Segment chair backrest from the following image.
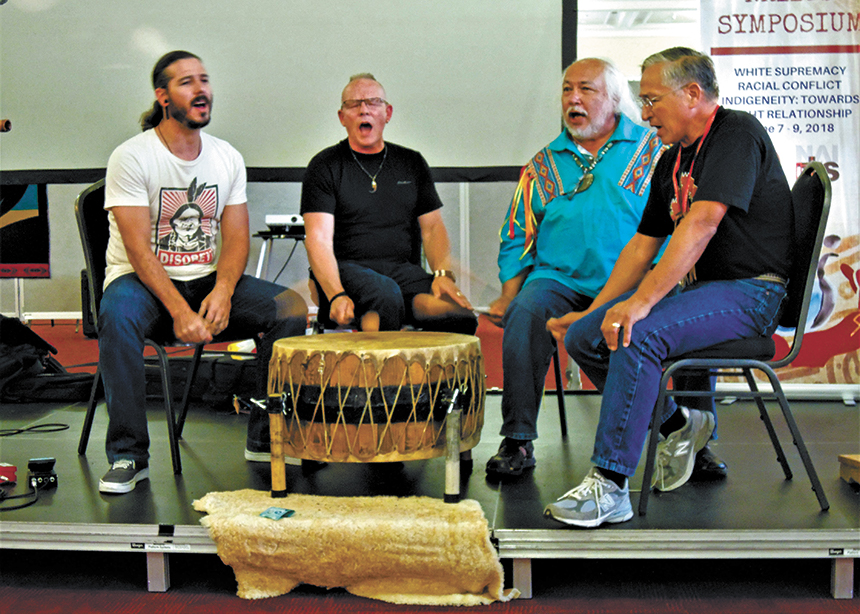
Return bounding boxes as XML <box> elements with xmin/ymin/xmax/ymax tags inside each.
<box><xmin>75</xmin><ymin>179</ymin><xmax>108</xmax><ymax>332</ymax></box>
<box><xmin>772</xmin><ymin>161</ymin><xmax>832</xmax><ymax>368</ymax></box>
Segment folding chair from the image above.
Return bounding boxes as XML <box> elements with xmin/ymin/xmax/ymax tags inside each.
<box><xmin>75</xmin><ymin>179</ymin><xmax>253</xmax><ymax>474</ymax></box>
<box><xmin>638</xmin><ymin>161</ymin><xmax>833</xmax><ymax>515</ymax></box>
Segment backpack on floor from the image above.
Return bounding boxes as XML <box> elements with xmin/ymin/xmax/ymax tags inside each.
<box><xmin>0</xmin><ymin>316</ymin><xmax>95</xmax><ymax>403</ymax></box>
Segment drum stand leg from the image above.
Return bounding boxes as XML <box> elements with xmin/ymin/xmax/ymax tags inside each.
<box><xmin>445</xmin><ymin>405</ymin><xmax>462</xmax><ymax>503</ymax></box>
<box><xmin>268</xmin><ymin>394</ymin><xmax>288</xmax><ymax>498</ymax></box>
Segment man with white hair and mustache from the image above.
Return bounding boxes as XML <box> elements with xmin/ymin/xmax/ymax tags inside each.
<box><xmin>485</xmin><ymin>57</ymin><xmax>663</xmax><ymax>478</ymax></box>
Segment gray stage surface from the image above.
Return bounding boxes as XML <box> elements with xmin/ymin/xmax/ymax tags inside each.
<box><xmin>1</xmin><ymin>392</ymin><xmax>857</xmax><ymax>598</ymax></box>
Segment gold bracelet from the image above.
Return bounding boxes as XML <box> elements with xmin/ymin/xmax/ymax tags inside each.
<box><xmin>433</xmin><ymin>269</ymin><xmax>456</xmax><ymax>283</ymax></box>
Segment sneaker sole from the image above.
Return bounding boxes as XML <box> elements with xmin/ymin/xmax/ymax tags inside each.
<box><xmin>98</xmin><ymin>468</ymin><xmax>150</xmax><ymax>494</ymax></box>
<box><xmin>544</xmin><ymin>506</ymin><xmax>634</xmax><ymax>528</ymax></box>
<box><xmin>244</xmin><ymin>449</ymin><xmax>303</xmax><ymax>466</ymax></box>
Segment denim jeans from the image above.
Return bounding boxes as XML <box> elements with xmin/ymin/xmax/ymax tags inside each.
<box><xmin>564</xmin><ymin>278</ymin><xmax>786</xmax><ymax>476</ymax></box>
<box><xmin>98</xmin><ymin>272</ymin><xmax>307</xmax><ymax>464</ymax></box>
<box><xmin>500</xmin><ymin>278</ymin><xmax>592</xmax><ymax>440</ymax></box>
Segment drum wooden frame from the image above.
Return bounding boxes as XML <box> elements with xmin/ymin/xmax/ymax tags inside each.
<box><xmin>267</xmin><ymin>331</ymin><xmax>485</xmax><ymax>464</ymax></box>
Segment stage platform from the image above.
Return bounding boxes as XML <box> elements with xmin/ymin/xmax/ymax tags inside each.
<box><xmin>1</xmin><ymin>391</ymin><xmax>857</xmax><ymax>598</ymax></box>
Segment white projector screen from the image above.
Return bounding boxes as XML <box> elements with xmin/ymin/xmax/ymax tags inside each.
<box><xmin>0</xmin><ymin>0</ymin><xmax>562</xmax><ymax>174</ymax></box>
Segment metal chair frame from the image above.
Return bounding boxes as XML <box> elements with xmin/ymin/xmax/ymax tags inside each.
<box><xmin>638</xmin><ymin>161</ymin><xmax>833</xmax><ymax>515</ymax></box>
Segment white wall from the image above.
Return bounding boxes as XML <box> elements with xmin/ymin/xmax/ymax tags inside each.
<box><xmin>579</xmin><ymin>36</ymin><xmax>701</xmax><ymax>82</ymax></box>
<box><xmin>1</xmin><ymin>1</ymin><xmax>706</xmax><ymax>317</ymax></box>
<box><xmin>0</xmin><ymin>0</ymin><xmax>561</xmax><ymax>170</ymax></box>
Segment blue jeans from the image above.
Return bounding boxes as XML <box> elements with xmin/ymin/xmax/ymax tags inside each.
<box><xmin>500</xmin><ymin>278</ymin><xmax>592</xmax><ymax>440</ymax></box>
<box><xmin>564</xmin><ymin>278</ymin><xmax>786</xmax><ymax>476</ymax></box>
<box><xmin>98</xmin><ymin>272</ymin><xmax>307</xmax><ymax>464</ymax></box>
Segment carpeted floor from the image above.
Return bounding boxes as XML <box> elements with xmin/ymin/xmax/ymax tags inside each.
<box><xmin>1</xmin><ymin>550</ymin><xmax>857</xmax><ymax>613</ymax></box>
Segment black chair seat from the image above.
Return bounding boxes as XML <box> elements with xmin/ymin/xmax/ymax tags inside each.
<box><xmin>673</xmin><ymin>336</ymin><xmax>776</xmax><ymax>362</ymax></box>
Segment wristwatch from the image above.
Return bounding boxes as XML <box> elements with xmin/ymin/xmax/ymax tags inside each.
<box><xmin>433</xmin><ymin>269</ymin><xmax>456</xmax><ymax>283</ymax></box>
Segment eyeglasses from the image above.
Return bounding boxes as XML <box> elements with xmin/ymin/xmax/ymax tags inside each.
<box><xmin>341</xmin><ymin>97</ymin><xmax>388</xmax><ymax>110</ymax></box>
<box><xmin>638</xmin><ymin>85</ymin><xmax>689</xmax><ymax>108</ymax></box>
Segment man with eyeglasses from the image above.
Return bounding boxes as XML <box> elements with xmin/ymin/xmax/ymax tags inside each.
<box><xmin>544</xmin><ymin>47</ymin><xmax>792</xmax><ymax>528</ymax></box>
<box><xmin>300</xmin><ymin>73</ymin><xmax>477</xmax><ymax>334</ymax></box>
<box><xmin>485</xmin><ymin>58</ymin><xmax>663</xmax><ymax>479</ymax></box>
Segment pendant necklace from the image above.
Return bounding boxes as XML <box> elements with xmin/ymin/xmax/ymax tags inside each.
<box><xmin>670</xmin><ymin>105</ymin><xmax>720</xmax><ymax>286</ymax></box>
<box><xmin>570</xmin><ymin>141</ymin><xmax>614</xmax><ymax>194</ymax></box>
<box><xmin>670</xmin><ymin>106</ymin><xmax>719</xmax><ymax>221</ymax></box>
<box><xmin>155</xmin><ymin>124</ymin><xmax>201</xmax><ymax>159</ymax></box>
<box><xmin>350</xmin><ymin>145</ymin><xmax>388</xmax><ymax>193</ymax></box>
<box><xmin>155</xmin><ymin>125</ymin><xmax>174</xmax><ymax>155</ymax></box>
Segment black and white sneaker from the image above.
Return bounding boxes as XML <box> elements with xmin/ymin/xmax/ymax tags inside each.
<box><xmin>99</xmin><ymin>459</ymin><xmax>149</xmax><ymax>494</ymax></box>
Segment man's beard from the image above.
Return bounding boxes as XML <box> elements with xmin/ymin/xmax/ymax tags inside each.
<box><xmin>185</xmin><ymin>117</ymin><xmax>210</xmax><ymax>129</ymax></box>
<box><xmin>563</xmin><ymin>106</ymin><xmax>614</xmax><ymax>141</ymax></box>
<box><xmin>168</xmin><ymin>96</ymin><xmax>212</xmax><ymax>129</ymax></box>
<box><xmin>564</xmin><ymin>115</ymin><xmax>599</xmax><ymax>141</ymax></box>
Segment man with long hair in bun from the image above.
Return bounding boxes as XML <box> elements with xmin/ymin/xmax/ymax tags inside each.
<box><xmin>97</xmin><ymin>50</ymin><xmax>307</xmax><ymax>494</ymax></box>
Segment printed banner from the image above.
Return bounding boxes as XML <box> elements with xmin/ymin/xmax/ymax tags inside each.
<box><xmin>0</xmin><ymin>184</ymin><xmax>50</xmax><ymax>278</ymax></box>
<box><xmin>701</xmin><ymin>0</ymin><xmax>860</xmax><ymax>386</ymax></box>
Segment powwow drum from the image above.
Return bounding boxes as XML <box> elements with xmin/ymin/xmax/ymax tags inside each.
<box><xmin>267</xmin><ymin>331</ymin><xmax>485</xmax><ymax>463</ymax></box>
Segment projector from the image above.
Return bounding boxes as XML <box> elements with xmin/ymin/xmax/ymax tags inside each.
<box><xmin>265</xmin><ymin>214</ymin><xmax>304</xmax><ymax>235</ymax></box>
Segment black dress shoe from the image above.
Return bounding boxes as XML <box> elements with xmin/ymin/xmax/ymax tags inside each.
<box><xmin>691</xmin><ymin>444</ymin><xmax>728</xmax><ymax>481</ymax></box>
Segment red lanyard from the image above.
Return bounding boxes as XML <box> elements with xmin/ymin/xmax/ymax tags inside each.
<box><xmin>671</xmin><ymin>106</ymin><xmax>719</xmax><ymax>221</ymax></box>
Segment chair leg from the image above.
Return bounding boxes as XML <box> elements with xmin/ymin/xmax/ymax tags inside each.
<box><xmin>551</xmin><ymin>344</ymin><xmax>568</xmax><ymax>439</ymax></box>
<box><xmin>78</xmin><ymin>367</ymin><xmax>103</xmax><ymax>456</ymax></box>
<box><xmin>743</xmin><ymin>369</ymin><xmax>792</xmax><ymax>480</ymax></box>
<box><xmin>638</xmin><ymin>370</ymin><xmax>674</xmax><ymax>516</ymax></box>
<box><xmin>147</xmin><ymin>341</ymin><xmax>182</xmax><ymax>474</ymax></box>
<box><xmin>763</xmin><ymin>369</ymin><xmax>830</xmax><ymax>511</ymax></box>
<box><xmin>174</xmin><ymin>344</ymin><xmax>204</xmax><ymax>439</ymax></box>
<box><xmin>638</xmin><ymin>410</ymin><xmax>662</xmax><ymax>516</ymax></box>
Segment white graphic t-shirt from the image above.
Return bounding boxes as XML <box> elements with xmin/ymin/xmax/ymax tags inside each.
<box><xmin>103</xmin><ymin>129</ymin><xmax>247</xmax><ymax>288</ymax></box>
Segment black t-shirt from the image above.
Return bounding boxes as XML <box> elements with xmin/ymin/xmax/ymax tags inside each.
<box><xmin>637</xmin><ymin>107</ymin><xmax>792</xmax><ymax>281</ymax></box>
<box><xmin>300</xmin><ymin>139</ymin><xmax>443</xmax><ymax>264</ymax></box>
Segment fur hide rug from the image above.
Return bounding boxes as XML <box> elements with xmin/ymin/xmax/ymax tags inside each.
<box><xmin>193</xmin><ymin>489</ymin><xmax>513</xmax><ymax>606</ymax></box>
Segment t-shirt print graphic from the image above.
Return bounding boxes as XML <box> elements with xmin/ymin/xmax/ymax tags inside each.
<box><xmin>156</xmin><ymin>178</ymin><xmax>219</xmax><ymax>267</ymax></box>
